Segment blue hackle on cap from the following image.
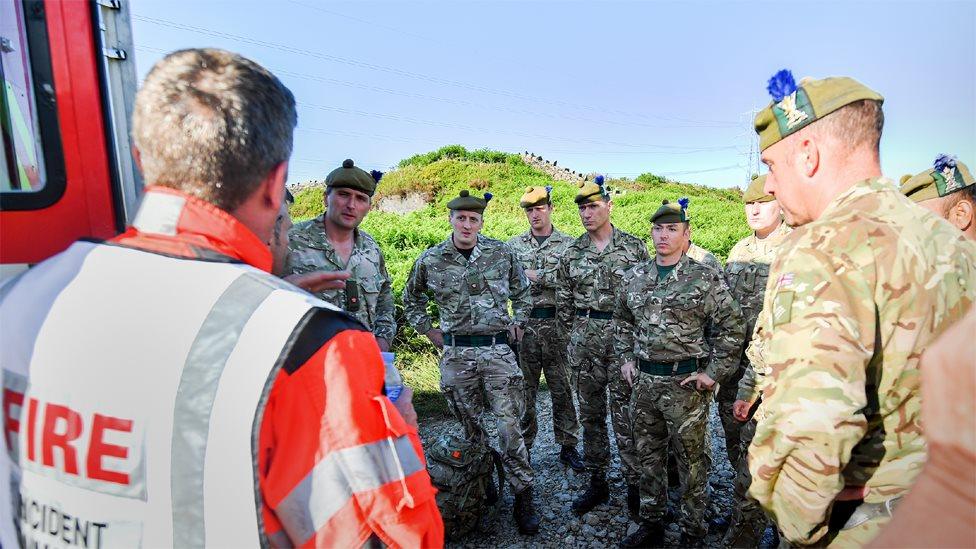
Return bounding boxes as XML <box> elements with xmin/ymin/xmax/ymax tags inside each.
<box><xmin>545</xmin><ymin>185</ymin><xmax>553</xmax><ymax>195</ymax></box>
<box><xmin>767</xmin><ymin>69</ymin><xmax>797</xmax><ymax>102</ymax></box>
<box><xmin>678</xmin><ymin>197</ymin><xmax>690</xmax><ymax>210</ymax></box>
<box><xmin>934</xmin><ymin>154</ymin><xmax>957</xmax><ymax>172</ymax></box>
<box><xmin>370</xmin><ymin>169</ymin><xmax>383</xmax><ymax>183</ymax></box>
<box><xmin>484</xmin><ymin>192</ymin><xmax>493</xmax><ymax>202</ymax></box>
<box><xmin>594</xmin><ymin>175</ymin><xmax>605</xmax><ymax>186</ymax></box>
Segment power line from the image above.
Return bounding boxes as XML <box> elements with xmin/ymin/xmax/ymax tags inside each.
<box><xmin>130</xmin><ymin>14</ymin><xmax>738</xmax><ymax>127</ymax></box>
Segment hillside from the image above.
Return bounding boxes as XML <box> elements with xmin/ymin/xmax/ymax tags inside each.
<box><xmin>290</xmin><ymin>145</ymin><xmax>751</xmax><ymax>416</ymax></box>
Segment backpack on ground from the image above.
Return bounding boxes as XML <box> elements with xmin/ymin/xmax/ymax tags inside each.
<box><xmin>426</xmin><ymin>434</ymin><xmax>505</xmax><ymax>540</ymax></box>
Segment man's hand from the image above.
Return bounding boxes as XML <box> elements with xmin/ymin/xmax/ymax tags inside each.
<box><xmin>524</xmin><ymin>269</ymin><xmax>539</xmax><ymax>282</ymax></box>
<box><xmin>375</xmin><ymin>337</ymin><xmax>391</xmax><ymax>352</ymax></box>
<box><xmin>425</xmin><ymin>329</ymin><xmax>444</xmax><ymax>350</ymax></box>
<box><xmin>284</xmin><ymin>270</ymin><xmax>351</xmax><ymax>292</ymax></box>
<box><xmin>732</xmin><ymin>399</ymin><xmax>752</xmax><ymax>421</ymax></box>
<box><xmin>509</xmin><ymin>325</ymin><xmax>524</xmax><ymax>344</ymax></box>
<box><xmin>680</xmin><ymin>372</ymin><xmax>716</xmax><ymax>391</ymax></box>
<box><xmin>392</xmin><ymin>386</ymin><xmax>419</xmax><ymax>429</ymax></box>
<box><xmin>621</xmin><ymin>361</ymin><xmax>637</xmax><ymax>386</ymax></box>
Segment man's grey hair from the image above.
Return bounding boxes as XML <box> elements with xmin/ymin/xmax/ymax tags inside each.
<box><xmin>133</xmin><ymin>48</ymin><xmax>297</xmax><ymax>211</ymax></box>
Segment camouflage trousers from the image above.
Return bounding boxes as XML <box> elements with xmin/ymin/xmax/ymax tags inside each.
<box><xmin>439</xmin><ymin>343</ymin><xmax>533</xmax><ymax>493</ymax></box>
<box><xmin>567</xmin><ymin>317</ymin><xmax>639</xmax><ymax>484</ymax></box>
<box><xmin>717</xmin><ymin>366</ymin><xmax>746</xmax><ymax>467</ymax></box>
<box><xmin>631</xmin><ymin>373</ymin><xmax>710</xmax><ymax>538</ymax></box>
<box><xmin>519</xmin><ymin>317</ymin><xmax>580</xmax><ymax>449</ymax></box>
<box><xmin>725</xmin><ymin>415</ymin><xmax>768</xmax><ymax>547</ymax></box>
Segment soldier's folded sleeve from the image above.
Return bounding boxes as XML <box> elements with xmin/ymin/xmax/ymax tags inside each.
<box><xmin>736</xmin><ymin>321</ymin><xmax>766</xmax><ymax>403</ymax></box>
<box><xmin>747</xmin><ymin>249</ymin><xmax>873</xmax><ymax>546</ymax></box>
<box><xmin>612</xmin><ymin>276</ymin><xmax>636</xmax><ymax>364</ymax></box>
<box><xmin>508</xmin><ymin>247</ymin><xmax>533</xmax><ymax>325</ymax></box>
<box><xmin>703</xmin><ymin>272</ymin><xmax>745</xmax><ymax>381</ymax></box>
<box><xmin>373</xmin><ymin>253</ymin><xmax>398</xmax><ymax>341</ymax></box>
<box><xmin>403</xmin><ymin>254</ymin><xmax>434</xmax><ymax>335</ymax></box>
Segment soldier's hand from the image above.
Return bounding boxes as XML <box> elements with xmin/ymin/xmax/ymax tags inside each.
<box><xmin>284</xmin><ymin>270</ymin><xmax>351</xmax><ymax>292</ymax></box>
<box><xmin>524</xmin><ymin>269</ymin><xmax>540</xmax><ymax>282</ymax></box>
<box><xmin>509</xmin><ymin>325</ymin><xmax>524</xmax><ymax>343</ymax></box>
<box><xmin>621</xmin><ymin>361</ymin><xmax>637</xmax><ymax>386</ymax></box>
<box><xmin>376</xmin><ymin>337</ymin><xmax>391</xmax><ymax>352</ymax></box>
<box><xmin>392</xmin><ymin>386</ymin><xmax>419</xmax><ymax>429</ymax></box>
<box><xmin>732</xmin><ymin>399</ymin><xmax>752</xmax><ymax>422</ymax></box>
<box><xmin>425</xmin><ymin>329</ymin><xmax>444</xmax><ymax>349</ymax></box>
<box><xmin>680</xmin><ymin>372</ymin><xmax>716</xmax><ymax>391</ymax></box>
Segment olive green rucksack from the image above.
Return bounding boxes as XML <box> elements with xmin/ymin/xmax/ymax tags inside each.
<box><xmin>426</xmin><ymin>434</ymin><xmax>504</xmax><ymax>540</ymax></box>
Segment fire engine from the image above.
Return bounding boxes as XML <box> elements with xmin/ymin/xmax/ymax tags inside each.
<box><xmin>1</xmin><ymin>0</ymin><xmax>141</xmax><ymax>280</ymax></box>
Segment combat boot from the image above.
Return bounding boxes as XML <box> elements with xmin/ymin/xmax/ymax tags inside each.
<box><xmin>571</xmin><ymin>473</ymin><xmax>610</xmax><ymax>515</ymax></box>
<box><xmin>513</xmin><ymin>486</ymin><xmax>540</xmax><ymax>535</ymax></box>
<box><xmin>618</xmin><ymin>520</ymin><xmax>664</xmax><ymax>548</ymax></box>
<box><xmin>559</xmin><ymin>445</ymin><xmax>585</xmax><ymax>472</ymax></box>
<box><xmin>626</xmin><ymin>484</ymin><xmax>640</xmax><ymax>518</ymax></box>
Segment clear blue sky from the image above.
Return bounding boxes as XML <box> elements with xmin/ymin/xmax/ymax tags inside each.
<box><xmin>130</xmin><ymin>0</ymin><xmax>975</xmax><ymax>188</ymax></box>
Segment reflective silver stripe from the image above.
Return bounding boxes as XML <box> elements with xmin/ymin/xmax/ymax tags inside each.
<box><xmin>276</xmin><ymin>435</ymin><xmax>424</xmax><ymax>545</ymax></box>
<box><xmin>171</xmin><ymin>273</ymin><xmax>276</xmax><ymax>547</ymax></box>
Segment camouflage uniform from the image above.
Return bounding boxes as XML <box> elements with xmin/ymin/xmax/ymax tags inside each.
<box><xmin>721</xmin><ymin>221</ymin><xmax>792</xmax><ymax>545</ymax></box>
<box><xmin>615</xmin><ymin>255</ymin><xmax>745</xmax><ymax>537</ymax></box>
<box><xmin>403</xmin><ymin>235</ymin><xmax>534</xmax><ymax>492</ymax></box>
<box><xmin>507</xmin><ymin>228</ymin><xmax>580</xmax><ymax>450</ymax></box>
<box><xmin>748</xmin><ymin>178</ymin><xmax>976</xmax><ymax>546</ymax></box>
<box><xmin>287</xmin><ymin>216</ymin><xmax>396</xmax><ymax>341</ymax></box>
<box><xmin>686</xmin><ymin>242</ymin><xmax>722</xmax><ymax>271</ymax></box>
<box><xmin>556</xmin><ymin>226</ymin><xmax>648</xmax><ymax>484</ymax></box>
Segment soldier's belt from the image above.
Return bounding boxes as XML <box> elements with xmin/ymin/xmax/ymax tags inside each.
<box><xmin>840</xmin><ymin>496</ymin><xmax>903</xmax><ymax>531</ymax></box>
<box><xmin>529</xmin><ymin>307</ymin><xmax>557</xmax><ymax>319</ymax></box>
<box><xmin>637</xmin><ymin>358</ymin><xmax>699</xmax><ymax>376</ymax></box>
<box><xmin>575</xmin><ymin>308</ymin><xmax>613</xmax><ymax>320</ymax></box>
<box><xmin>443</xmin><ymin>331</ymin><xmax>509</xmax><ymax>347</ymax></box>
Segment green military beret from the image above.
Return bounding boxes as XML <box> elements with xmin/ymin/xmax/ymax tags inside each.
<box><xmin>325</xmin><ymin>159</ymin><xmax>382</xmax><ymax>197</ymax></box>
<box><xmin>743</xmin><ymin>174</ymin><xmax>774</xmax><ymax>204</ymax></box>
<box><xmin>447</xmin><ymin>189</ymin><xmax>492</xmax><ymax>214</ymax></box>
<box><xmin>901</xmin><ymin>155</ymin><xmax>974</xmax><ymax>203</ymax></box>
<box><xmin>754</xmin><ymin>70</ymin><xmax>884</xmax><ymax>151</ymax></box>
<box><xmin>651</xmin><ymin>198</ymin><xmax>690</xmax><ymax>224</ymax></box>
<box><xmin>520</xmin><ymin>185</ymin><xmax>552</xmax><ymax>208</ymax></box>
<box><xmin>575</xmin><ymin>175</ymin><xmax>609</xmax><ymax>204</ymax></box>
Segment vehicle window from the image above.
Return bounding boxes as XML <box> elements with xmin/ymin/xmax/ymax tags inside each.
<box><xmin>1</xmin><ymin>0</ymin><xmax>46</xmax><ymax>193</ymax></box>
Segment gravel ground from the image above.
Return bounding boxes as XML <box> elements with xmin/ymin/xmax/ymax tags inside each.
<box><xmin>419</xmin><ymin>391</ymin><xmax>749</xmax><ymax>548</ymax></box>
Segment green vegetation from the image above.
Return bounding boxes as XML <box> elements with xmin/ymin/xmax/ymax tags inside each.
<box><xmin>291</xmin><ymin>146</ymin><xmax>750</xmax><ymax>418</ymax></box>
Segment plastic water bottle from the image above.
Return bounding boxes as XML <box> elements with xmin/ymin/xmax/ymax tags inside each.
<box><xmin>381</xmin><ymin>352</ymin><xmax>403</xmax><ymax>402</ymax></box>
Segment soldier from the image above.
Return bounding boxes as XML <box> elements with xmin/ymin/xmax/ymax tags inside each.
<box><xmin>556</xmin><ymin>176</ymin><xmax>650</xmax><ymax>517</ymax></box>
<box><xmin>900</xmin><ymin>154</ymin><xmax>975</xmax><ymax>240</ymax></box>
<box><xmin>747</xmin><ymin>69</ymin><xmax>976</xmax><ymax>546</ymax></box>
<box><xmin>287</xmin><ymin>159</ymin><xmax>396</xmax><ymax>350</ymax></box>
<box><xmin>615</xmin><ymin>199</ymin><xmax>745</xmax><ymax>547</ymax></box>
<box><xmin>403</xmin><ymin>190</ymin><xmax>541</xmax><ymax>535</ymax></box>
<box><xmin>274</xmin><ymin>190</ymin><xmax>352</xmax><ymax>292</ymax></box>
<box><xmin>507</xmin><ymin>185</ymin><xmax>585</xmax><ymax>471</ymax></box>
<box><xmin>720</xmin><ymin>174</ymin><xmax>792</xmax><ymax>547</ymax></box>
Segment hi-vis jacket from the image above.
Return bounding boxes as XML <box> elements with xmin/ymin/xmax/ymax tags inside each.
<box><xmin>0</xmin><ymin>186</ymin><xmax>443</xmax><ymax>548</ymax></box>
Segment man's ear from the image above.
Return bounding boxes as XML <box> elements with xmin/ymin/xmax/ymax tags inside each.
<box><xmin>132</xmin><ymin>145</ymin><xmax>143</xmax><ymax>173</ymax></box>
<box><xmin>950</xmin><ymin>198</ymin><xmax>975</xmax><ymax>232</ymax></box>
<box><xmin>798</xmin><ymin>137</ymin><xmax>820</xmax><ymax>178</ymax></box>
<box><xmin>261</xmin><ymin>161</ymin><xmax>288</xmax><ymax>213</ymax></box>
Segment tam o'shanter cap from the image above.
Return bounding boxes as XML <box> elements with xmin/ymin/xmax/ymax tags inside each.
<box><xmin>901</xmin><ymin>154</ymin><xmax>974</xmax><ymax>203</ymax></box>
<box><xmin>575</xmin><ymin>175</ymin><xmax>609</xmax><ymax>204</ymax></box>
<box><xmin>326</xmin><ymin>159</ymin><xmax>382</xmax><ymax>197</ymax></box>
<box><xmin>651</xmin><ymin>198</ymin><xmax>690</xmax><ymax>224</ymax></box>
<box><xmin>754</xmin><ymin>70</ymin><xmax>884</xmax><ymax>151</ymax></box>
<box><xmin>447</xmin><ymin>189</ymin><xmax>493</xmax><ymax>213</ymax></box>
<box><xmin>743</xmin><ymin>174</ymin><xmax>774</xmax><ymax>204</ymax></box>
<box><xmin>520</xmin><ymin>185</ymin><xmax>553</xmax><ymax>208</ymax></box>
